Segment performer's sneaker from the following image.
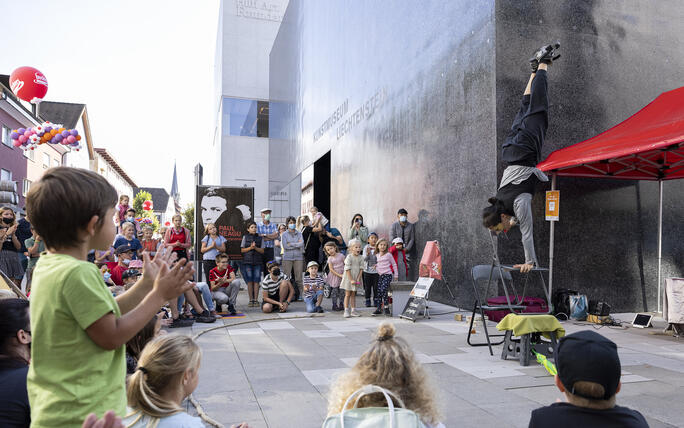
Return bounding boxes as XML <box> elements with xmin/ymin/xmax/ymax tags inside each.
<box><xmin>529</xmin><ymin>41</ymin><xmax>561</xmax><ymax>69</ymax></box>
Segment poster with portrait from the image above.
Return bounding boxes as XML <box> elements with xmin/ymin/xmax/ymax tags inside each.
<box><xmin>195</xmin><ymin>186</ymin><xmax>254</xmax><ymax>262</ymax></box>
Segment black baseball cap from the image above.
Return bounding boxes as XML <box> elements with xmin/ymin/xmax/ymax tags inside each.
<box><xmin>115</xmin><ymin>244</ymin><xmax>134</xmax><ymax>255</ymax></box>
<box><xmin>121</xmin><ymin>269</ymin><xmax>142</xmax><ymax>280</ymax></box>
<box><xmin>397</xmin><ymin>208</ymin><xmax>408</xmax><ymax>215</ymax></box>
<box><xmin>557</xmin><ymin>330</ymin><xmax>621</xmax><ymax>400</ymax></box>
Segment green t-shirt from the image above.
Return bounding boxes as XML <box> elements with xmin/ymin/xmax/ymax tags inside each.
<box><xmin>28</xmin><ymin>253</ymin><xmax>126</xmax><ymax>427</ymax></box>
<box><xmin>24</xmin><ymin>236</ymin><xmax>45</xmax><ymax>270</ymax></box>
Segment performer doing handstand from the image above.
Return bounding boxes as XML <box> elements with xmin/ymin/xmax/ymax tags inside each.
<box><xmin>482</xmin><ymin>43</ymin><xmax>560</xmax><ymax>273</ymax></box>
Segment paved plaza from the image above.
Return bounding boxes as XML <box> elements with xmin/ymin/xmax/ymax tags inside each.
<box><xmin>176</xmin><ymin>293</ymin><xmax>684</xmax><ymax>428</ymax></box>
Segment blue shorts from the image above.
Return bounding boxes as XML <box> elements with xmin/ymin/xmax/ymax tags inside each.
<box><xmin>304</xmin><ymin>289</ymin><xmax>324</xmax><ymax>312</ymax></box>
<box><xmin>242</xmin><ymin>264</ymin><xmax>262</xmax><ymax>283</ymax></box>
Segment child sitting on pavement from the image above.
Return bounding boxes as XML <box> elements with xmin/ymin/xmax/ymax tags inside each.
<box><xmin>260</xmin><ymin>261</ymin><xmax>295</xmax><ymax>313</ymax></box>
<box><xmin>303</xmin><ymin>261</ymin><xmax>325</xmax><ymax>313</ymax></box>
<box><xmin>26</xmin><ymin>167</ymin><xmax>195</xmax><ymax>426</ymax></box>
<box><xmin>210</xmin><ymin>253</ymin><xmax>239</xmax><ymax>315</ymax></box>
<box><xmin>528</xmin><ymin>330</ymin><xmax>648</xmax><ymax>427</ymax></box>
<box><xmin>122</xmin><ymin>269</ymin><xmax>142</xmax><ymax>292</ymax></box>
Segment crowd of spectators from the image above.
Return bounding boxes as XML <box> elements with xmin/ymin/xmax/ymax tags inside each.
<box><xmin>0</xmin><ymin>166</ymin><xmax>649</xmax><ymax>427</ymax></box>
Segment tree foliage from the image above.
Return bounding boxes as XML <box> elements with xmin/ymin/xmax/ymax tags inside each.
<box><xmin>182</xmin><ymin>203</ymin><xmax>194</xmax><ymax>244</ymax></box>
<box><xmin>132</xmin><ymin>190</ymin><xmax>160</xmax><ymax>232</ymax></box>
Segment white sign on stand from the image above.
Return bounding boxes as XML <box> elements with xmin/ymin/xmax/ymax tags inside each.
<box><xmin>400</xmin><ymin>277</ymin><xmax>435</xmax><ymax>322</ymax></box>
<box><xmin>410</xmin><ymin>277</ymin><xmax>435</xmax><ymax>299</ymax></box>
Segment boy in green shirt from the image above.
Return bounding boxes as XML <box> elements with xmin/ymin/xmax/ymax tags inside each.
<box><xmin>26</xmin><ymin>167</ymin><xmax>196</xmax><ymax>427</ymax></box>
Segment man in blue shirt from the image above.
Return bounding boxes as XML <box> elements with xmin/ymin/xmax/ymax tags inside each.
<box><xmin>257</xmin><ymin>208</ymin><xmax>278</xmax><ymax>274</ymax></box>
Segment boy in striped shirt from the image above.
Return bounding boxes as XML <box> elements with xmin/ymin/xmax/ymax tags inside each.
<box><xmin>303</xmin><ymin>261</ymin><xmax>326</xmax><ymax>313</ymax></box>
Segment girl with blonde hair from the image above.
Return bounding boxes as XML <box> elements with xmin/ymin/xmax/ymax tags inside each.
<box><xmin>124</xmin><ymin>334</ymin><xmax>203</xmax><ymax>427</ymax></box>
<box><xmin>327</xmin><ymin>322</ymin><xmax>444</xmax><ymax>428</ymax></box>
<box><xmin>124</xmin><ymin>334</ymin><xmax>249</xmax><ymax>428</ymax></box>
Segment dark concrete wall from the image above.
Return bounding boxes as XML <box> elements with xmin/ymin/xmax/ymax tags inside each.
<box><xmin>270</xmin><ymin>0</ymin><xmax>684</xmax><ymax>311</ymax></box>
<box><xmin>495</xmin><ymin>0</ymin><xmax>684</xmax><ymax>312</ymax></box>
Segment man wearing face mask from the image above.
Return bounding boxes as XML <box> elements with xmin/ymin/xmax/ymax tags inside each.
<box><xmin>390</xmin><ymin>209</ymin><xmax>416</xmax><ymax>279</ymax></box>
<box><xmin>110</xmin><ymin>244</ymin><xmax>135</xmax><ymax>286</ymax></box>
<box><xmin>280</xmin><ymin>216</ymin><xmax>305</xmax><ymax>301</ymax></box>
<box><xmin>258</xmin><ymin>208</ymin><xmax>279</xmax><ymax>276</ymax></box>
<box><xmin>0</xmin><ymin>298</ymin><xmax>32</xmax><ymax>426</ymax></box>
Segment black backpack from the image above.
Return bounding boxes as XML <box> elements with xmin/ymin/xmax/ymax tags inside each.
<box><xmin>552</xmin><ymin>288</ymin><xmax>578</xmax><ymax>320</ymax></box>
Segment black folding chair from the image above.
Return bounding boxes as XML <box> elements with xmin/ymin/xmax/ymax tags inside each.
<box><xmin>467</xmin><ymin>265</ymin><xmax>524</xmax><ymax>355</ymax></box>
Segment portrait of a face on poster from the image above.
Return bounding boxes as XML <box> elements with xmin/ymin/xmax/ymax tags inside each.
<box><xmin>196</xmin><ymin>186</ymin><xmax>254</xmax><ymax>260</ymax></box>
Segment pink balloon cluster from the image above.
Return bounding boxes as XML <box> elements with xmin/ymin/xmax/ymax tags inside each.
<box><xmin>10</xmin><ymin>121</ymin><xmax>82</xmax><ymax>151</ymax></box>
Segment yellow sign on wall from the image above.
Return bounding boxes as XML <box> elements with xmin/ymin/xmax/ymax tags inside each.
<box><xmin>545</xmin><ymin>190</ymin><xmax>559</xmax><ymax>221</ymax></box>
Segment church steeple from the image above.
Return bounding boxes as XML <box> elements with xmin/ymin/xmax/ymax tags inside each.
<box><xmin>171</xmin><ymin>161</ymin><xmax>180</xmax><ymax>214</ymax></box>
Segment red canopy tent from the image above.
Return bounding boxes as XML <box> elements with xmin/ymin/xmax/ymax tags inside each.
<box><xmin>537</xmin><ymin>86</ymin><xmax>684</xmax><ymax>312</ymax></box>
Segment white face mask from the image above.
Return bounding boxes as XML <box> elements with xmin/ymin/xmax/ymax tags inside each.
<box><xmin>399</xmin><ymin>216</ymin><xmax>407</xmax><ymax>223</ymax></box>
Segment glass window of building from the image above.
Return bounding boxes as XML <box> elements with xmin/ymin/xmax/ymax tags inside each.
<box><xmin>1</xmin><ymin>169</ymin><xmax>11</xmax><ymax>181</ymax></box>
<box><xmin>23</xmin><ymin>148</ymin><xmax>35</xmax><ymax>161</ymax></box>
<box><xmin>1</xmin><ymin>126</ymin><xmax>11</xmax><ymax>147</ymax></box>
<box><xmin>222</xmin><ymin>98</ymin><xmax>269</xmax><ymax>137</ymax></box>
<box><xmin>53</xmin><ymin>158</ymin><xmax>60</xmax><ymax>168</ymax></box>
<box><xmin>42</xmin><ymin>153</ymin><xmax>50</xmax><ymax>169</ymax></box>
<box><xmin>22</xmin><ymin>179</ymin><xmax>31</xmax><ymax>196</ymax></box>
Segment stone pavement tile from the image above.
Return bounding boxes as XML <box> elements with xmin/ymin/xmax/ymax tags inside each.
<box><xmin>442</xmin><ymin>406</ymin><xmax>502</xmax><ymax>427</ymax></box>
<box><xmin>228</xmin><ymin>327</ymin><xmax>266</xmax><ymax>336</ymax></box>
<box><xmin>258</xmin><ymin>320</ymin><xmax>295</xmax><ymax>330</ymax></box>
<box><xmin>477</xmin><ymin>400</ymin><xmax>541</xmax><ymax>428</ymax></box>
<box><xmin>192</xmin><ymin>391</ymin><xmax>265</xmax><ymax>426</ymax></box>
<box><xmin>301</xmin><ymin>368</ymin><xmax>350</xmax><ymax>386</ymax></box>
<box><xmin>618</xmin><ymin>379</ymin><xmax>679</xmax><ymax>398</ymax></box>
<box><xmin>411</xmin><ymin>340</ymin><xmax>469</xmax><ymax>355</ymax></box>
<box><xmin>303</xmin><ymin>329</ymin><xmax>345</xmax><ymax>338</ymax></box>
<box><xmin>624</xmin><ymin>365</ymin><xmax>684</xmax><ymax>387</ymax></box>
<box><xmin>434</xmin><ymin>352</ymin><xmax>528</xmax><ymax>379</ymax></box>
<box><xmin>507</xmin><ymin>385</ymin><xmax>563</xmax><ymax>405</ymax></box>
<box><xmin>314</xmin><ymin>343</ymin><xmax>371</xmax><ymax>358</ymax></box>
<box><xmin>447</xmin><ymin>375</ymin><xmax>534</xmax><ymax>406</ymax></box>
<box><xmin>249</xmin><ymin>376</ymin><xmax>328</xmax><ymax>428</ymax></box>
<box><xmin>620</xmin><ymin>394</ymin><xmax>684</xmax><ymax>427</ymax></box>
<box><xmin>290</xmin><ymin>355</ymin><xmax>348</xmax><ymax>371</ymax></box>
<box><xmin>486</xmin><ymin>374</ymin><xmax>555</xmax><ymax>389</ymax></box>
<box><xmin>643</xmin><ymin>415</ymin><xmax>679</xmax><ymax>428</ymax></box>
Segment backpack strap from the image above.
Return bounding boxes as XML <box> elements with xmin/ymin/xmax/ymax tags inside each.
<box><xmin>340</xmin><ymin>384</ymin><xmax>406</xmax><ymax>428</ymax></box>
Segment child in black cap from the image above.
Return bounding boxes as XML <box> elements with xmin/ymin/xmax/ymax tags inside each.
<box><xmin>529</xmin><ymin>330</ymin><xmax>648</xmax><ymax>427</ymax></box>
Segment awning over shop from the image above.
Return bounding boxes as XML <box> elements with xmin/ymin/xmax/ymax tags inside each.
<box><xmin>537</xmin><ymin>86</ymin><xmax>684</xmax><ymax>179</ymax></box>
<box><xmin>536</xmin><ymin>86</ymin><xmax>684</xmax><ymax>314</ymax></box>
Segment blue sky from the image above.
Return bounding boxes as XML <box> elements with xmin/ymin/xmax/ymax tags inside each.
<box><xmin>0</xmin><ymin>0</ymin><xmax>220</xmax><ymax>206</ymax></box>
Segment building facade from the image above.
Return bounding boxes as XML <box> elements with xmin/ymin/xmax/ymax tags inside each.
<box><xmin>213</xmin><ymin>0</ymin><xmax>290</xmax><ymax>222</ymax></box>
<box><xmin>0</xmin><ymin>78</ymin><xmax>39</xmax><ymax>208</ymax></box>
<box><xmin>93</xmin><ymin>148</ymin><xmax>137</xmax><ymax>200</ymax></box>
<box><xmin>269</xmin><ymin>0</ymin><xmax>684</xmax><ymax>312</ymax></box>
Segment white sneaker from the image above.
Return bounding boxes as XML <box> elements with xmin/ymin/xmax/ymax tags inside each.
<box><xmin>343</xmin><ymin>308</ymin><xmax>351</xmax><ymax>318</ymax></box>
<box><xmin>350</xmin><ymin>309</ymin><xmax>361</xmax><ymax>317</ymax></box>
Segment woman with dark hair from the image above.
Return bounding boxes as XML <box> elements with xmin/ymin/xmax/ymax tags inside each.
<box><xmin>299</xmin><ymin>215</ymin><xmax>321</xmax><ymax>264</ymax></box>
<box><xmin>0</xmin><ymin>298</ymin><xmax>31</xmax><ymax>426</ymax></box>
<box><xmin>281</xmin><ymin>216</ymin><xmax>304</xmax><ymax>301</ymax></box>
<box><xmin>482</xmin><ymin>43</ymin><xmax>559</xmax><ymax>273</ymax></box>
<box><xmin>347</xmin><ymin>213</ymin><xmax>369</xmax><ymax>247</ymax></box>
<box><xmin>241</xmin><ymin>221</ymin><xmax>265</xmax><ymax>307</ymax></box>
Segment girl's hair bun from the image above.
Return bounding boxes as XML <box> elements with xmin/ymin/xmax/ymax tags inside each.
<box><xmin>376</xmin><ymin>322</ymin><xmax>396</xmax><ymax>342</ymax></box>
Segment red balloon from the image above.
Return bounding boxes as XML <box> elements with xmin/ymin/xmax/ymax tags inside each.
<box><xmin>164</xmin><ymin>221</ymin><xmax>171</xmax><ymax>227</ymax></box>
<box><xmin>9</xmin><ymin>66</ymin><xmax>48</xmax><ymax>103</ymax></box>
